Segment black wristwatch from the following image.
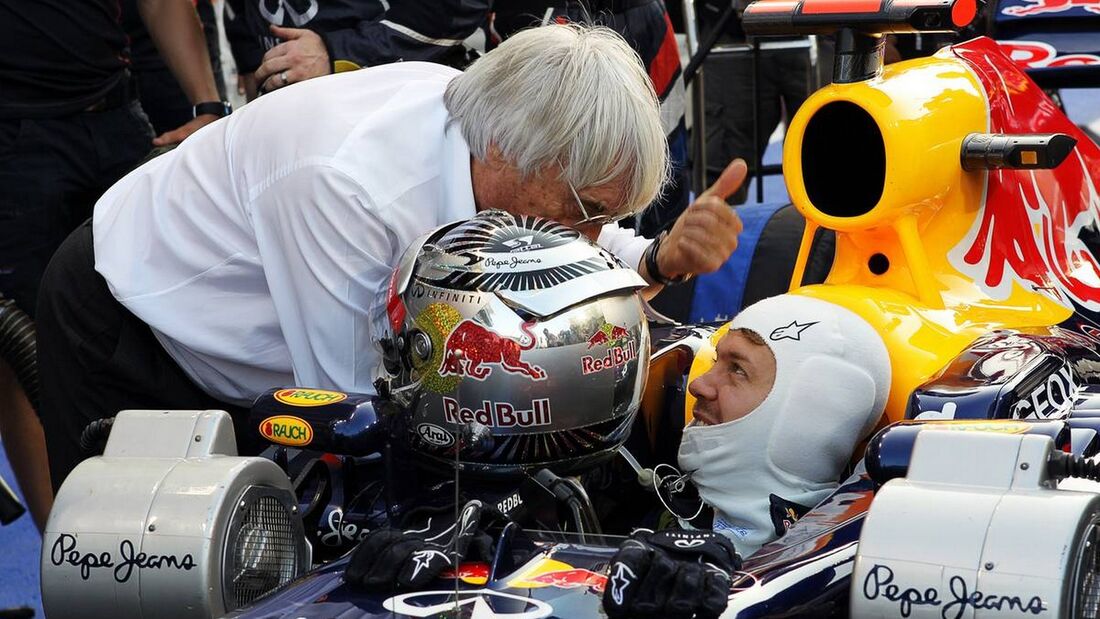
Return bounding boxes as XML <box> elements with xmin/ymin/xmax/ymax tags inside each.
<box><xmin>644</xmin><ymin>231</ymin><xmax>691</xmax><ymax>286</ymax></box>
<box><xmin>192</xmin><ymin>101</ymin><xmax>232</xmax><ymax>119</ymax></box>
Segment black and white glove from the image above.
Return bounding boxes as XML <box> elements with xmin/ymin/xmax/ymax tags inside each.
<box><xmin>345</xmin><ymin>500</ymin><xmax>495</xmax><ymax>591</ymax></box>
<box><xmin>603</xmin><ymin>529</ymin><xmax>741</xmax><ymax>619</ymax></box>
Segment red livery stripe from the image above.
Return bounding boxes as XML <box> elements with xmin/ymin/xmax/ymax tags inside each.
<box><xmin>801</xmin><ymin>0</ymin><xmax>883</xmax><ymax>13</ymax></box>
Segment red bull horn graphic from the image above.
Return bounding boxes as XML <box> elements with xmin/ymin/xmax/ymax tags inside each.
<box><xmin>505</xmin><ymin>557</ymin><xmax>608</xmax><ymax>592</ymax></box>
<box><xmin>1001</xmin><ymin>0</ymin><xmax>1100</xmax><ymax>16</ymax></box>
<box><xmin>585</xmin><ymin>322</ymin><xmax>631</xmax><ymax>349</ymax></box>
<box><xmin>439</xmin><ymin>319</ymin><xmax>546</xmax><ymax>380</ymax></box>
<box><xmin>585</xmin><ymin>330</ymin><xmax>610</xmax><ymax>349</ymax></box>
<box><xmin>954</xmin><ymin>152</ymin><xmax>1100</xmax><ymax>311</ymax></box>
<box><xmin>949</xmin><ymin>45</ymin><xmax>1100</xmax><ymax>313</ymax></box>
<box><xmin>998</xmin><ymin>41</ymin><xmax>1100</xmax><ymax>71</ymax></box>
<box><xmin>523</xmin><ymin>568</ymin><xmax>607</xmax><ymax>591</ymax></box>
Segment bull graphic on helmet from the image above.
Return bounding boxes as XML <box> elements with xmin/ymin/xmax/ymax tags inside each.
<box><xmin>438</xmin><ymin>320</ymin><xmax>546</xmax><ymax>380</ymax></box>
<box><xmin>586</xmin><ymin>323</ymin><xmax>631</xmax><ymax>349</ymax></box>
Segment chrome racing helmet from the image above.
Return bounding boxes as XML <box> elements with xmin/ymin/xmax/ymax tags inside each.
<box><xmin>381</xmin><ymin>210</ymin><xmax>650</xmax><ymax>476</ymax></box>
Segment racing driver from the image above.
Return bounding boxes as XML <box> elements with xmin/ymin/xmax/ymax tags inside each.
<box><xmin>678</xmin><ymin>292</ymin><xmax>891</xmax><ymax>556</ymax></box>
<box><xmin>603</xmin><ymin>292</ymin><xmax>890</xmax><ymax>617</ymax></box>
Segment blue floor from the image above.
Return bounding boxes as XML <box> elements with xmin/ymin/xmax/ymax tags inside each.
<box><xmin>0</xmin><ymin>438</ymin><xmax>43</xmax><ymax>617</ymax></box>
<box><xmin>0</xmin><ymin>88</ymin><xmax>1096</xmax><ymax>619</ymax></box>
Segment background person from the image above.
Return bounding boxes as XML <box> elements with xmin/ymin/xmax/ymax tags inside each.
<box><xmin>0</xmin><ymin>0</ymin><xmax>226</xmax><ymax>533</ymax></box>
<box><xmin>36</xmin><ymin>24</ymin><xmax>745</xmax><ymax>491</ymax></box>
<box><xmin>0</xmin><ymin>0</ymin><xmax>223</xmax><ymax>320</ymax></box>
<box><xmin>225</xmin><ymin>0</ymin><xmax>486</xmax><ymax>98</ymax></box>
<box><xmin>121</xmin><ymin>0</ymin><xmax>229</xmax><ymax>135</ymax></box>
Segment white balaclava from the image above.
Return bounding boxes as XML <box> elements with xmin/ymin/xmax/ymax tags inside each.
<box><xmin>677</xmin><ymin>294</ymin><xmax>891</xmax><ymax>557</ymax></box>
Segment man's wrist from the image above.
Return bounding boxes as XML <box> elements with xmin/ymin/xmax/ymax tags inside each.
<box><xmin>192</xmin><ymin>101</ymin><xmax>232</xmax><ymax>119</ymax></box>
<box><xmin>644</xmin><ymin>232</ymin><xmax>691</xmax><ymax>287</ymax></box>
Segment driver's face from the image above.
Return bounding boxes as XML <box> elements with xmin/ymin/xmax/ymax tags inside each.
<box><xmin>688</xmin><ymin>329</ymin><xmax>776</xmax><ymax>426</ymax></box>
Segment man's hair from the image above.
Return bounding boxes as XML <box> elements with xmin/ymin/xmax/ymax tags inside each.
<box><xmin>444</xmin><ymin>23</ymin><xmax>670</xmax><ymax>216</ymax></box>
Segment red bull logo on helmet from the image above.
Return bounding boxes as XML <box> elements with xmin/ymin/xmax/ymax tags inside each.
<box><xmin>609</xmin><ymin>325</ymin><xmax>630</xmax><ymax>340</ymax></box>
<box><xmin>586</xmin><ymin>330</ymin><xmax>610</xmax><ymax>348</ymax></box>
<box><xmin>583</xmin><ymin>323</ymin><xmax>637</xmax><ymax>374</ymax></box>
<box><xmin>442</xmin><ymin>397</ymin><xmax>552</xmax><ymax>429</ymax></box>
<box><xmin>582</xmin><ymin>340</ymin><xmax>639</xmax><ymax>375</ymax></box>
<box><xmin>439</xmin><ymin>319</ymin><xmax>546</xmax><ymax>381</ymax></box>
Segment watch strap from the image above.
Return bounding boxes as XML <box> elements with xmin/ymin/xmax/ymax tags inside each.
<box><xmin>645</xmin><ymin>231</ymin><xmax>691</xmax><ymax>286</ymax></box>
<box><xmin>192</xmin><ymin>101</ymin><xmax>232</xmax><ymax>119</ymax></box>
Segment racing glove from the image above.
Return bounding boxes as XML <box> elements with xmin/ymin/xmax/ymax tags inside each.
<box><xmin>603</xmin><ymin>529</ymin><xmax>741</xmax><ymax>619</ymax></box>
<box><xmin>345</xmin><ymin>499</ymin><xmax>498</xmax><ymax>591</ymax></box>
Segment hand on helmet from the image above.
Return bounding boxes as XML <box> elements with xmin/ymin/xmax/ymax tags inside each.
<box><xmin>603</xmin><ymin>529</ymin><xmax>741</xmax><ymax>619</ymax></box>
<box><xmin>345</xmin><ymin>500</ymin><xmax>499</xmax><ymax>591</ymax></box>
<box><xmin>655</xmin><ymin>159</ymin><xmax>747</xmax><ymax>280</ymax></box>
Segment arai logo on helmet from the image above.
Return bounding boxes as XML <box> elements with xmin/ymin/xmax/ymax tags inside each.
<box><xmin>417</xmin><ymin>423</ymin><xmax>454</xmax><ymax>447</ymax></box>
<box><xmin>274</xmin><ymin>388</ymin><xmax>347</xmax><ymax>407</ymax></box>
<box><xmin>260</xmin><ymin>415</ymin><xmax>313</xmax><ymax>446</ymax></box>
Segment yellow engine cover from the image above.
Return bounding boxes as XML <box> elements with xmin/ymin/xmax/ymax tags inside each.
<box><xmin>685</xmin><ymin>51</ymin><xmax>1071</xmax><ymax>426</ymax></box>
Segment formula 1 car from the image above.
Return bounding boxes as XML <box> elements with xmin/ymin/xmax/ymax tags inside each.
<box><xmin>38</xmin><ymin>0</ymin><xmax>1100</xmax><ymax>617</ymax></box>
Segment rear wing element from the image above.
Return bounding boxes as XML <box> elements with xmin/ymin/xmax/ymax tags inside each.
<box><xmin>743</xmin><ymin>0</ymin><xmax>980</xmax><ymax>81</ymax></box>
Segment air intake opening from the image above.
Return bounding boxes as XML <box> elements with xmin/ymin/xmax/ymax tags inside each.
<box><xmin>801</xmin><ymin>101</ymin><xmax>885</xmax><ymax>218</ymax></box>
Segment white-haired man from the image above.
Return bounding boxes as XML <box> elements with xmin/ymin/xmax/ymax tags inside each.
<box><xmin>36</xmin><ymin>24</ymin><xmax>745</xmax><ymax>490</ymax></box>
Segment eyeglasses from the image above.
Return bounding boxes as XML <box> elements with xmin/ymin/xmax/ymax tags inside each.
<box><xmin>559</xmin><ymin>163</ymin><xmax>634</xmax><ymax>227</ymax></box>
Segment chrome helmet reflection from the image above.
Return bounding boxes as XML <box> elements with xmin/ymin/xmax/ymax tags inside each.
<box><xmin>380</xmin><ymin>210</ymin><xmax>650</xmax><ymax>476</ymax></box>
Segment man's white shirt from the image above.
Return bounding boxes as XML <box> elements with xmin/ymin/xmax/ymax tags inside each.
<box><xmin>94</xmin><ymin>62</ymin><xmax>652</xmax><ymax>404</ymax></box>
